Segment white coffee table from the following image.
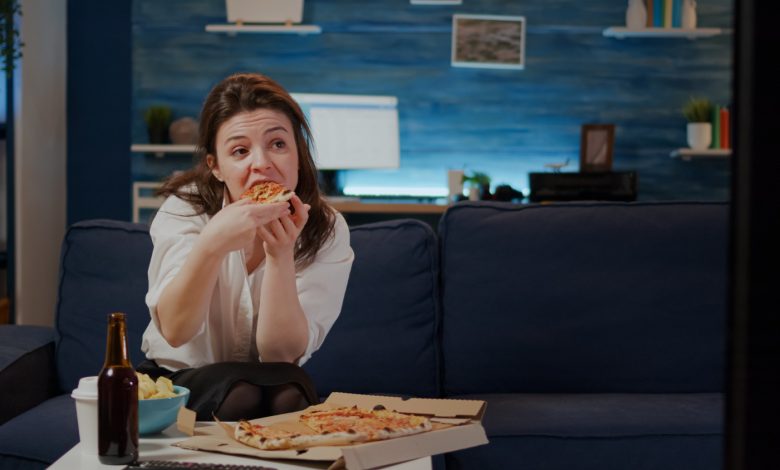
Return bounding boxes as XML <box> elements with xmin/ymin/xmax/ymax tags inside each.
<box><xmin>48</xmin><ymin>423</ymin><xmax>432</xmax><ymax>470</ymax></box>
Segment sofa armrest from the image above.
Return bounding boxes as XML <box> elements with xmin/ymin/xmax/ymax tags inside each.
<box><xmin>0</xmin><ymin>325</ymin><xmax>58</xmax><ymax>425</ymax></box>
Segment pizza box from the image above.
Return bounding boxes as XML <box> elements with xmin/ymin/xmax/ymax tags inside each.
<box><xmin>173</xmin><ymin>392</ymin><xmax>489</xmax><ymax>470</ymax></box>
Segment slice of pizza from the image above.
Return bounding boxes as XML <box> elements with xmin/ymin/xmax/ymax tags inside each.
<box><xmin>235</xmin><ymin>420</ymin><xmax>297</xmax><ymax>450</ymax></box>
<box><xmin>234</xmin><ymin>420</ymin><xmax>368</xmax><ymax>451</ymax></box>
<box><xmin>299</xmin><ymin>406</ymin><xmax>432</xmax><ymax>442</ymax></box>
<box><xmin>240</xmin><ymin>181</ymin><xmax>293</xmax><ymax>204</ymax></box>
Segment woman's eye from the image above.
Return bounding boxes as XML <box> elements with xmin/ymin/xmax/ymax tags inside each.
<box><xmin>231</xmin><ymin>147</ymin><xmax>248</xmax><ymax>157</ymax></box>
<box><xmin>271</xmin><ymin>139</ymin><xmax>286</xmax><ymax>150</ymax></box>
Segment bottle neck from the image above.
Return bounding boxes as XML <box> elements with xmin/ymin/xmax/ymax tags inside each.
<box><xmin>103</xmin><ymin>314</ymin><xmax>132</xmax><ymax>368</ymax></box>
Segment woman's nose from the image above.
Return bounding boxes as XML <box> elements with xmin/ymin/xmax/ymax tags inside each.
<box><xmin>249</xmin><ymin>150</ymin><xmax>271</xmax><ymax>170</ymax></box>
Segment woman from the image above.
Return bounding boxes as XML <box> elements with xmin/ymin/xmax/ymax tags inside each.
<box><xmin>138</xmin><ymin>73</ymin><xmax>354</xmax><ymax>420</ymax></box>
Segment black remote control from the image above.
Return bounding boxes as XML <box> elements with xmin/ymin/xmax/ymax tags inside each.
<box><xmin>124</xmin><ymin>460</ymin><xmax>277</xmax><ymax>470</ymax></box>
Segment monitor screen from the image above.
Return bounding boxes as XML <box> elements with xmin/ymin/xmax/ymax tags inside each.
<box><xmin>291</xmin><ymin>93</ymin><xmax>400</xmax><ymax>170</ymax></box>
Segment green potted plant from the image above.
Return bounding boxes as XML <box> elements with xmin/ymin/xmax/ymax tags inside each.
<box><xmin>462</xmin><ymin>171</ymin><xmax>492</xmax><ymax>200</ymax></box>
<box><xmin>682</xmin><ymin>97</ymin><xmax>713</xmax><ymax>150</ymax></box>
<box><xmin>0</xmin><ymin>0</ymin><xmax>23</xmax><ymax>76</ymax></box>
<box><xmin>144</xmin><ymin>105</ymin><xmax>173</xmax><ymax>144</ymax></box>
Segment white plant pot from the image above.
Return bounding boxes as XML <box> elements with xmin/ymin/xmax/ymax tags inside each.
<box><xmin>687</xmin><ymin>122</ymin><xmax>712</xmax><ymax>150</ymax></box>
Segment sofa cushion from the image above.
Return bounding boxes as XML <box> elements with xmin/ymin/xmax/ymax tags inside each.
<box><xmin>56</xmin><ymin>220</ymin><xmax>153</xmax><ymax>394</ymax></box>
<box><xmin>0</xmin><ymin>326</ymin><xmax>57</xmax><ymax>425</ymax></box>
<box><xmin>0</xmin><ymin>394</ymin><xmax>78</xmax><ymax>466</ymax></box>
<box><xmin>446</xmin><ymin>392</ymin><xmax>722</xmax><ymax>470</ymax></box>
<box><xmin>304</xmin><ymin>219</ymin><xmax>440</xmax><ymax>397</ymax></box>
<box><xmin>446</xmin><ymin>435</ymin><xmax>722</xmax><ymax>470</ymax></box>
<box><xmin>455</xmin><ymin>393</ymin><xmax>722</xmax><ymax>438</ymax></box>
<box><xmin>439</xmin><ymin>202</ymin><xmax>728</xmax><ymax>395</ymax></box>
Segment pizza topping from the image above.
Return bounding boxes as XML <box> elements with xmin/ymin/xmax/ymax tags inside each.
<box><xmin>240</xmin><ymin>181</ymin><xmax>293</xmax><ymax>205</ymax></box>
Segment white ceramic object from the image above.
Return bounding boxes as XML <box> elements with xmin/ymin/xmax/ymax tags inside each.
<box><xmin>687</xmin><ymin>122</ymin><xmax>712</xmax><ymax>150</ymax></box>
<box><xmin>682</xmin><ymin>0</ymin><xmax>698</xmax><ymax>29</ymax></box>
<box><xmin>626</xmin><ymin>0</ymin><xmax>647</xmax><ymax>29</ymax></box>
<box><xmin>71</xmin><ymin>376</ymin><xmax>99</xmax><ymax>455</ymax></box>
<box><xmin>169</xmin><ymin>117</ymin><xmax>199</xmax><ymax>145</ymax></box>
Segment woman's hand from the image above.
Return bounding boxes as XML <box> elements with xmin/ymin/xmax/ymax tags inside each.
<box><xmin>257</xmin><ymin>194</ymin><xmax>310</xmax><ymax>261</ymax></box>
<box><xmin>201</xmin><ymin>198</ymin><xmax>290</xmax><ymax>256</ymax></box>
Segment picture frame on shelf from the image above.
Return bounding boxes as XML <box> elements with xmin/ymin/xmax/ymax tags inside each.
<box><xmin>451</xmin><ymin>14</ymin><xmax>526</xmax><ymax>70</ymax></box>
<box><xmin>580</xmin><ymin>124</ymin><xmax>615</xmax><ymax>172</ymax></box>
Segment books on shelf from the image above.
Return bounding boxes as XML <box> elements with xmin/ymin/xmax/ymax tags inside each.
<box><xmin>710</xmin><ymin>104</ymin><xmax>731</xmax><ymax>150</ymax></box>
<box><xmin>646</xmin><ymin>0</ymin><xmax>684</xmax><ymax>28</ymax></box>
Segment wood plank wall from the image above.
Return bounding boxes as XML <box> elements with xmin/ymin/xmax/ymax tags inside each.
<box><xmin>132</xmin><ymin>0</ymin><xmax>732</xmax><ymax>201</ymax></box>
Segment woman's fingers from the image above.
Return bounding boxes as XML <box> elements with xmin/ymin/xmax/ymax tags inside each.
<box><xmin>279</xmin><ymin>213</ymin><xmax>298</xmax><ymax>234</ymax></box>
<box><xmin>257</xmin><ymin>224</ymin><xmax>276</xmax><ymax>244</ymax></box>
<box><xmin>289</xmin><ymin>195</ymin><xmax>310</xmax><ymax>229</ymax></box>
<box><xmin>267</xmin><ymin>219</ymin><xmax>286</xmax><ymax>240</ymax></box>
<box><xmin>247</xmin><ymin>202</ymin><xmax>289</xmax><ymax>225</ymax></box>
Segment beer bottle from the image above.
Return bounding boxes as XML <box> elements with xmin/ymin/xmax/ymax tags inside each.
<box><xmin>98</xmin><ymin>312</ymin><xmax>139</xmax><ymax>465</ymax></box>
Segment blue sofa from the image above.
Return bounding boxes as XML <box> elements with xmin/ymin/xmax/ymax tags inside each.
<box><xmin>0</xmin><ymin>201</ymin><xmax>727</xmax><ymax>469</ymax></box>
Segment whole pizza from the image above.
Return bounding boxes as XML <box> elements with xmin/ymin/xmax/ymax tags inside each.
<box><xmin>234</xmin><ymin>406</ymin><xmax>432</xmax><ymax>451</ymax></box>
<box><xmin>240</xmin><ymin>181</ymin><xmax>293</xmax><ymax>204</ymax></box>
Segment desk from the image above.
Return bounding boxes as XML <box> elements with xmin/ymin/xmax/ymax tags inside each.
<box><xmin>49</xmin><ymin>423</ymin><xmax>432</xmax><ymax>470</ymax></box>
<box><xmin>328</xmin><ymin>201</ymin><xmax>448</xmax><ymax>230</ymax></box>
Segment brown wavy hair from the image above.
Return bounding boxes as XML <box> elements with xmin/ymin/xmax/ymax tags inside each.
<box><xmin>158</xmin><ymin>72</ymin><xmax>335</xmax><ymax>269</ymax></box>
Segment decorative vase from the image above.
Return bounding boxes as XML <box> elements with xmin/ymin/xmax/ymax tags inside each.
<box><xmin>681</xmin><ymin>0</ymin><xmax>697</xmax><ymax>29</ymax></box>
<box><xmin>169</xmin><ymin>117</ymin><xmax>198</xmax><ymax>145</ymax></box>
<box><xmin>626</xmin><ymin>0</ymin><xmax>647</xmax><ymax>29</ymax></box>
<box><xmin>687</xmin><ymin>122</ymin><xmax>712</xmax><ymax>150</ymax></box>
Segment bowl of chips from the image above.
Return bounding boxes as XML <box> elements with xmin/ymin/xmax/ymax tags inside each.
<box><xmin>136</xmin><ymin>372</ymin><xmax>190</xmax><ymax>435</ymax></box>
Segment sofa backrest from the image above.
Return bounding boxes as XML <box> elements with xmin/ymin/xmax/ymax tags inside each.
<box><xmin>438</xmin><ymin>201</ymin><xmax>728</xmax><ymax>395</ymax></box>
<box><xmin>303</xmin><ymin>219</ymin><xmax>440</xmax><ymax>398</ymax></box>
<box><xmin>55</xmin><ymin>218</ymin><xmax>441</xmax><ymax>399</ymax></box>
<box><xmin>55</xmin><ymin>220</ymin><xmax>153</xmax><ymax>394</ymax></box>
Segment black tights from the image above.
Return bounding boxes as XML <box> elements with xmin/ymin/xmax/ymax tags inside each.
<box><xmin>214</xmin><ymin>381</ymin><xmax>310</xmax><ymax>421</ymax></box>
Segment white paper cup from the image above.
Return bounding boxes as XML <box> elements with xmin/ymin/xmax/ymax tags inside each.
<box><xmin>71</xmin><ymin>376</ymin><xmax>99</xmax><ymax>455</ymax></box>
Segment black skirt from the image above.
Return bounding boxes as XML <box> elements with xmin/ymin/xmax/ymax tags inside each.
<box><xmin>136</xmin><ymin>360</ymin><xmax>319</xmax><ymax>421</ymax></box>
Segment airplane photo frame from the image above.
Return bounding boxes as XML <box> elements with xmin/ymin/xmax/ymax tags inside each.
<box><xmin>451</xmin><ymin>14</ymin><xmax>526</xmax><ymax>70</ymax></box>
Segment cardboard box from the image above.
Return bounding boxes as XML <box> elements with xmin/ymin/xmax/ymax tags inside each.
<box><xmin>173</xmin><ymin>392</ymin><xmax>488</xmax><ymax>470</ymax></box>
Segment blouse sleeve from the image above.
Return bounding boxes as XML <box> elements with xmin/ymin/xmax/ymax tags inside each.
<box><xmin>145</xmin><ymin>196</ymin><xmax>208</xmax><ymax>333</ymax></box>
<box><xmin>295</xmin><ymin>212</ymin><xmax>354</xmax><ymax>365</ymax></box>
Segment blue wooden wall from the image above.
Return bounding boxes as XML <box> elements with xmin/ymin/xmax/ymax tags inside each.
<box><xmin>132</xmin><ymin>0</ymin><xmax>732</xmax><ymax>200</ymax></box>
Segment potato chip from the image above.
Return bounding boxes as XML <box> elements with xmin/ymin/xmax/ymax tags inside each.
<box><xmin>135</xmin><ymin>372</ymin><xmax>178</xmax><ymax>399</ymax></box>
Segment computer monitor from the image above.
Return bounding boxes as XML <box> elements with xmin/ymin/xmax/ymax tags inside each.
<box><xmin>291</xmin><ymin>93</ymin><xmax>400</xmax><ymax>194</ymax></box>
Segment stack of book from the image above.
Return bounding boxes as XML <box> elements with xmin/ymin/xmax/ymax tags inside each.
<box><xmin>710</xmin><ymin>105</ymin><xmax>731</xmax><ymax>150</ymax></box>
<box><xmin>645</xmin><ymin>0</ymin><xmax>685</xmax><ymax>28</ymax></box>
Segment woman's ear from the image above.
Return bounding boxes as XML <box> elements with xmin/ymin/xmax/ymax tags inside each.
<box><xmin>207</xmin><ymin>154</ymin><xmax>223</xmax><ymax>182</ymax></box>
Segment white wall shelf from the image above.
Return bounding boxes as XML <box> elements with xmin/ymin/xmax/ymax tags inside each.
<box><xmin>205</xmin><ymin>23</ymin><xmax>321</xmax><ymax>34</ymax></box>
<box><xmin>603</xmin><ymin>27</ymin><xmax>722</xmax><ymax>39</ymax></box>
<box><xmin>131</xmin><ymin>144</ymin><xmax>197</xmax><ymax>156</ymax></box>
<box><xmin>670</xmin><ymin>148</ymin><xmax>732</xmax><ymax>161</ymax></box>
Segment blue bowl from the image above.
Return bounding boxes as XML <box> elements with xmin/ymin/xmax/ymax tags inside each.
<box><xmin>138</xmin><ymin>385</ymin><xmax>190</xmax><ymax>435</ymax></box>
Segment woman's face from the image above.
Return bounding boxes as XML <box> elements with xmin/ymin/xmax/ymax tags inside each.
<box><xmin>208</xmin><ymin>108</ymin><xmax>299</xmax><ymax>202</ymax></box>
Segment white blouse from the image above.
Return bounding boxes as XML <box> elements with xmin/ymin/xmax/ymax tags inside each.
<box><xmin>141</xmin><ymin>194</ymin><xmax>354</xmax><ymax>372</ymax></box>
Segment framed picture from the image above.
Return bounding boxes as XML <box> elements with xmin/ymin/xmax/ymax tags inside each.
<box><xmin>451</xmin><ymin>14</ymin><xmax>526</xmax><ymax>70</ymax></box>
<box><xmin>580</xmin><ymin>124</ymin><xmax>615</xmax><ymax>173</ymax></box>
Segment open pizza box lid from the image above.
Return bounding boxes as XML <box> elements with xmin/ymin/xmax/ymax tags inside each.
<box><xmin>173</xmin><ymin>392</ymin><xmax>488</xmax><ymax>470</ymax></box>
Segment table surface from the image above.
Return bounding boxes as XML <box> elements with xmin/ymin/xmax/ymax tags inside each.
<box><xmin>48</xmin><ymin>423</ymin><xmax>432</xmax><ymax>470</ymax></box>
